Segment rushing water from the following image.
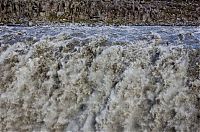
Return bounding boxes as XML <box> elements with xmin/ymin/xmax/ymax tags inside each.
<box><xmin>0</xmin><ymin>25</ymin><xmax>200</xmax><ymax>47</ymax></box>
<box><xmin>0</xmin><ymin>25</ymin><xmax>199</xmax><ymax>131</ymax></box>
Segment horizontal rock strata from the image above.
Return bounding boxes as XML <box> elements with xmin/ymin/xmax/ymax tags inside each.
<box><xmin>0</xmin><ymin>0</ymin><xmax>200</xmax><ymax>25</ymax></box>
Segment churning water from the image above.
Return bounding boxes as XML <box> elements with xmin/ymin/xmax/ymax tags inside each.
<box><xmin>0</xmin><ymin>25</ymin><xmax>200</xmax><ymax>131</ymax></box>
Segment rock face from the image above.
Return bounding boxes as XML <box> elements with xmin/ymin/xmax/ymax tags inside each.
<box><xmin>0</xmin><ymin>0</ymin><xmax>199</xmax><ymax>25</ymax></box>
<box><xmin>0</xmin><ymin>26</ymin><xmax>200</xmax><ymax>131</ymax></box>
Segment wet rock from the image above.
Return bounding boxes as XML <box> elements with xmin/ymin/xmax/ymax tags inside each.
<box><xmin>0</xmin><ymin>0</ymin><xmax>199</xmax><ymax>25</ymax></box>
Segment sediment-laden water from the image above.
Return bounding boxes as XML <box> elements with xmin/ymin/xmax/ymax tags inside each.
<box><xmin>0</xmin><ymin>25</ymin><xmax>200</xmax><ymax>131</ymax></box>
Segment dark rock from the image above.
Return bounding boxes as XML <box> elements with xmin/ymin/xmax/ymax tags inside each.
<box><xmin>0</xmin><ymin>0</ymin><xmax>199</xmax><ymax>25</ymax></box>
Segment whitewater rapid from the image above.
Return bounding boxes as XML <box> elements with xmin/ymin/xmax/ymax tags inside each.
<box><xmin>0</xmin><ymin>25</ymin><xmax>200</xmax><ymax>47</ymax></box>
<box><xmin>0</xmin><ymin>25</ymin><xmax>199</xmax><ymax>131</ymax></box>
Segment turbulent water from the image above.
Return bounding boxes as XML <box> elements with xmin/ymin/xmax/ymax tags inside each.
<box><xmin>0</xmin><ymin>25</ymin><xmax>200</xmax><ymax>131</ymax></box>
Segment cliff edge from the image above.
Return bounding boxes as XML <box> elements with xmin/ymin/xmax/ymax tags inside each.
<box><xmin>0</xmin><ymin>0</ymin><xmax>200</xmax><ymax>25</ymax></box>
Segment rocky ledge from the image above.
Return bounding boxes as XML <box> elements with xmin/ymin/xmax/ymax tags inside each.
<box><xmin>0</xmin><ymin>0</ymin><xmax>200</xmax><ymax>25</ymax></box>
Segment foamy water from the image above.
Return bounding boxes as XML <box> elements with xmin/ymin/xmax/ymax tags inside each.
<box><xmin>0</xmin><ymin>25</ymin><xmax>199</xmax><ymax>131</ymax></box>
<box><xmin>0</xmin><ymin>25</ymin><xmax>200</xmax><ymax>47</ymax></box>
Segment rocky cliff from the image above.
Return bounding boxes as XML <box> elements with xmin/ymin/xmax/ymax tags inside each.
<box><xmin>0</xmin><ymin>0</ymin><xmax>200</xmax><ymax>25</ymax></box>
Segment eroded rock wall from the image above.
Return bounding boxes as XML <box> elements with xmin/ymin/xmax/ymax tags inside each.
<box><xmin>0</xmin><ymin>0</ymin><xmax>200</xmax><ymax>25</ymax></box>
